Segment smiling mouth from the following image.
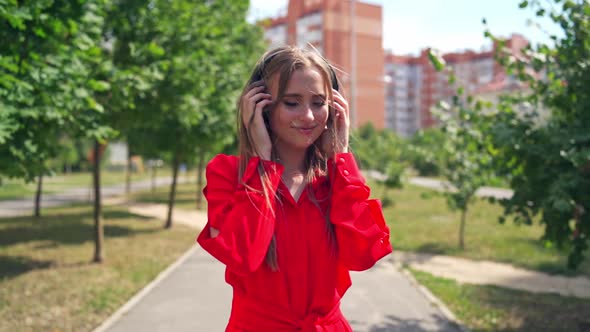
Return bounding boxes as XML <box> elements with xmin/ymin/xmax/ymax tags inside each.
<box><xmin>294</xmin><ymin>127</ymin><xmax>316</xmax><ymax>135</ymax></box>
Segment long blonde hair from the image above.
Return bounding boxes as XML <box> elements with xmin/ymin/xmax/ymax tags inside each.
<box><xmin>237</xmin><ymin>46</ymin><xmax>344</xmax><ymax>270</ymax></box>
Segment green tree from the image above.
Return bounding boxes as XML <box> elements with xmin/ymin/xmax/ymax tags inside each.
<box><xmin>116</xmin><ymin>0</ymin><xmax>265</xmax><ymax>228</ymax></box>
<box><xmin>485</xmin><ymin>0</ymin><xmax>590</xmax><ymax>268</ymax></box>
<box><xmin>406</xmin><ymin>128</ymin><xmax>446</xmax><ymax>177</ymax></box>
<box><xmin>428</xmin><ymin>50</ymin><xmax>497</xmax><ymax>249</ymax></box>
<box><xmin>0</xmin><ymin>0</ymin><xmax>111</xmax><ymax>221</ymax></box>
<box><xmin>352</xmin><ymin>123</ymin><xmax>404</xmax><ymax>207</ymax></box>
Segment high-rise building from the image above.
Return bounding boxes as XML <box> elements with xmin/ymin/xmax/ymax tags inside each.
<box><xmin>262</xmin><ymin>0</ymin><xmax>385</xmax><ymax>129</ymax></box>
<box><xmin>384</xmin><ymin>34</ymin><xmax>529</xmax><ymax>137</ymax></box>
<box><xmin>384</xmin><ymin>54</ymin><xmax>422</xmax><ymax>137</ymax></box>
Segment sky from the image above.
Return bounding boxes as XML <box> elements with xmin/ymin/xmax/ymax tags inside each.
<box><xmin>248</xmin><ymin>0</ymin><xmax>561</xmax><ymax>55</ymax></box>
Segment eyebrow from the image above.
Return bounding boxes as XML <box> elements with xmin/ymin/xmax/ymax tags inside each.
<box><xmin>283</xmin><ymin>93</ymin><xmax>326</xmax><ymax>98</ymax></box>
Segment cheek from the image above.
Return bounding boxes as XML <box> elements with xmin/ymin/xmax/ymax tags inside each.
<box><xmin>318</xmin><ymin>107</ymin><xmax>329</xmax><ymax>124</ymax></box>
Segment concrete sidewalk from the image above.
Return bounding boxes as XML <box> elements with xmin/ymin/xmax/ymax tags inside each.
<box><xmin>393</xmin><ymin>251</ymin><xmax>590</xmax><ymax>299</ymax></box>
<box><xmin>93</xmin><ymin>204</ymin><xmax>462</xmax><ymax>332</ymax></box>
<box><xmin>0</xmin><ymin>176</ymin><xmax>188</xmax><ymax>218</ymax></box>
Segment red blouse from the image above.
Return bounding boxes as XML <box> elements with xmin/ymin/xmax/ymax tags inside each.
<box><xmin>197</xmin><ymin>153</ymin><xmax>392</xmax><ymax>331</ymax></box>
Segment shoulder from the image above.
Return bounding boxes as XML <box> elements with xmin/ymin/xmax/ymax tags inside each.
<box><xmin>206</xmin><ymin>154</ymin><xmax>240</xmax><ymax>178</ymax></box>
<box><xmin>208</xmin><ymin>154</ymin><xmax>239</xmax><ymax>168</ymax></box>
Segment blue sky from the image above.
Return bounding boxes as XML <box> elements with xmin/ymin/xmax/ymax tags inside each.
<box><xmin>248</xmin><ymin>0</ymin><xmax>561</xmax><ymax>55</ymax></box>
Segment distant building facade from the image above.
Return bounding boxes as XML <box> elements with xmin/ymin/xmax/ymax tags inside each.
<box><xmin>262</xmin><ymin>0</ymin><xmax>385</xmax><ymax>129</ymax></box>
<box><xmin>385</xmin><ymin>34</ymin><xmax>529</xmax><ymax>137</ymax></box>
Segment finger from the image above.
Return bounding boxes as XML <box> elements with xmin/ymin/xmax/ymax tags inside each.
<box><xmin>243</xmin><ymin>93</ymin><xmax>271</xmax><ymax>124</ymax></box>
<box><xmin>333</xmin><ymin>103</ymin><xmax>348</xmax><ymax>121</ymax></box>
<box><xmin>249</xmin><ymin>80</ymin><xmax>265</xmax><ymax>89</ymax></box>
<box><xmin>254</xmin><ymin>99</ymin><xmax>273</xmax><ymax>116</ymax></box>
<box><xmin>332</xmin><ymin>91</ymin><xmax>349</xmax><ymax>109</ymax></box>
<box><xmin>250</xmin><ymin>93</ymin><xmax>272</xmax><ymax>104</ymax></box>
<box><xmin>244</xmin><ymin>85</ymin><xmax>266</xmax><ymax>100</ymax></box>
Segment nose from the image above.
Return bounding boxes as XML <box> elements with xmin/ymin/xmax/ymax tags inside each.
<box><xmin>300</xmin><ymin>104</ymin><xmax>314</xmax><ymax>122</ymax></box>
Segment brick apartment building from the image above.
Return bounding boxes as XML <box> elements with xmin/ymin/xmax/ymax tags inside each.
<box><xmin>385</xmin><ymin>34</ymin><xmax>529</xmax><ymax>137</ymax></box>
<box><xmin>262</xmin><ymin>0</ymin><xmax>385</xmax><ymax>129</ymax></box>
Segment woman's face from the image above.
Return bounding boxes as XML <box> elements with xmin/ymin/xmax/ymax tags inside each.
<box><xmin>268</xmin><ymin>67</ymin><xmax>329</xmax><ymax>153</ymax></box>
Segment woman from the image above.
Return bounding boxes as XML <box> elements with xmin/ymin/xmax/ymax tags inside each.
<box><xmin>197</xmin><ymin>45</ymin><xmax>392</xmax><ymax>331</ymax></box>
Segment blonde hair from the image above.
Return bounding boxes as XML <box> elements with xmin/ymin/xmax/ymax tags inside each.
<box><xmin>237</xmin><ymin>46</ymin><xmax>343</xmax><ymax>270</ymax></box>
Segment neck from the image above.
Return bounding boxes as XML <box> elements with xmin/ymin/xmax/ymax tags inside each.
<box><xmin>274</xmin><ymin>144</ymin><xmax>307</xmax><ymax>175</ymax></box>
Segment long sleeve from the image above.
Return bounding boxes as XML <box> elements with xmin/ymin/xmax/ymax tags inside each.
<box><xmin>329</xmin><ymin>152</ymin><xmax>392</xmax><ymax>271</ymax></box>
<box><xmin>197</xmin><ymin>154</ymin><xmax>283</xmax><ymax>275</ymax></box>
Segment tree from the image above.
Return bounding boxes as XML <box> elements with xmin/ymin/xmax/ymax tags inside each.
<box><xmin>428</xmin><ymin>50</ymin><xmax>497</xmax><ymax>249</ymax></box>
<box><xmin>0</xmin><ymin>0</ymin><xmax>111</xmax><ymax>220</ymax></box>
<box><xmin>352</xmin><ymin>123</ymin><xmax>405</xmax><ymax>207</ymax></box>
<box><xmin>484</xmin><ymin>0</ymin><xmax>590</xmax><ymax>267</ymax></box>
<box><xmin>114</xmin><ymin>0</ymin><xmax>265</xmax><ymax>228</ymax></box>
<box><xmin>406</xmin><ymin>128</ymin><xmax>446</xmax><ymax>177</ymax></box>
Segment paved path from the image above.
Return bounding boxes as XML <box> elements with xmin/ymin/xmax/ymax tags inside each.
<box><xmin>94</xmin><ymin>204</ymin><xmax>462</xmax><ymax>332</ymax></box>
<box><xmin>407</xmin><ymin>177</ymin><xmax>513</xmax><ymax>199</ymax></box>
<box><xmin>393</xmin><ymin>251</ymin><xmax>590</xmax><ymax>299</ymax></box>
<box><xmin>0</xmin><ymin>177</ymin><xmax>188</xmax><ymax>218</ymax></box>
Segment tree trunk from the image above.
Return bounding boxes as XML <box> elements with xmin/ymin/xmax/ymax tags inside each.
<box><xmin>151</xmin><ymin>164</ymin><xmax>157</xmax><ymax>194</ymax></box>
<box><xmin>165</xmin><ymin>154</ymin><xmax>180</xmax><ymax>229</ymax></box>
<box><xmin>459</xmin><ymin>207</ymin><xmax>467</xmax><ymax>250</ymax></box>
<box><xmin>573</xmin><ymin>204</ymin><xmax>584</xmax><ymax>239</ymax></box>
<box><xmin>34</xmin><ymin>174</ymin><xmax>43</xmax><ymax>218</ymax></box>
<box><xmin>92</xmin><ymin>140</ymin><xmax>104</xmax><ymax>263</ymax></box>
<box><xmin>196</xmin><ymin>150</ymin><xmax>205</xmax><ymax>209</ymax></box>
<box><xmin>125</xmin><ymin>146</ymin><xmax>132</xmax><ymax>196</ymax></box>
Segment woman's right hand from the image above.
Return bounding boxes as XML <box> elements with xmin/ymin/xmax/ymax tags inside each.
<box><xmin>241</xmin><ymin>81</ymin><xmax>273</xmax><ymax>160</ymax></box>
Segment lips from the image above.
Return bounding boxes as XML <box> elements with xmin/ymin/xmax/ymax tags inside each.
<box><xmin>294</xmin><ymin>126</ymin><xmax>316</xmax><ymax>136</ymax></box>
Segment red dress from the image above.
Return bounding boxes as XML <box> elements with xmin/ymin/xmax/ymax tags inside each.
<box><xmin>197</xmin><ymin>153</ymin><xmax>392</xmax><ymax>331</ymax></box>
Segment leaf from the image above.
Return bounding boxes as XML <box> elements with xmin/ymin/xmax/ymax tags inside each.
<box><xmin>519</xmin><ymin>1</ymin><xmax>528</xmax><ymax>9</ymax></box>
<box><xmin>89</xmin><ymin>80</ymin><xmax>110</xmax><ymax>92</ymax></box>
<box><xmin>427</xmin><ymin>49</ymin><xmax>446</xmax><ymax>71</ymax></box>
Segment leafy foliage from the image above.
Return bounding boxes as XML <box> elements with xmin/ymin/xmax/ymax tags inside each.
<box><xmin>0</xmin><ymin>0</ymin><xmax>112</xmax><ymax>182</ymax></box>
<box><xmin>484</xmin><ymin>0</ymin><xmax>590</xmax><ymax>268</ymax></box>
<box><xmin>405</xmin><ymin>128</ymin><xmax>446</xmax><ymax>176</ymax></box>
<box><xmin>352</xmin><ymin>123</ymin><xmax>405</xmax><ymax>206</ymax></box>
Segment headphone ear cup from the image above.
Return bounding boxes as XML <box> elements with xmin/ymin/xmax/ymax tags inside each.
<box><xmin>252</xmin><ymin>67</ymin><xmax>263</xmax><ymax>82</ymax></box>
<box><xmin>328</xmin><ymin>65</ymin><xmax>339</xmax><ymax>91</ymax></box>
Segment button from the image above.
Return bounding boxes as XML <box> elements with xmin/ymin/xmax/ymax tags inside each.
<box><xmin>342</xmin><ymin>170</ymin><xmax>350</xmax><ymax>176</ymax></box>
<box><xmin>337</xmin><ymin>157</ymin><xmax>345</xmax><ymax>165</ymax></box>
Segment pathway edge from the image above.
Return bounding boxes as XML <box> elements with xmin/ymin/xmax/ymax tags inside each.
<box><xmin>91</xmin><ymin>244</ymin><xmax>200</xmax><ymax>332</ymax></box>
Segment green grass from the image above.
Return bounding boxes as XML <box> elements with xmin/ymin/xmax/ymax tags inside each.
<box><xmin>410</xmin><ymin>269</ymin><xmax>590</xmax><ymax>331</ymax></box>
<box><xmin>131</xmin><ymin>177</ymin><xmax>206</xmax><ymax>211</ymax></box>
<box><xmin>0</xmin><ymin>203</ymin><xmax>196</xmax><ymax>332</ymax></box>
<box><xmin>372</xmin><ymin>181</ymin><xmax>590</xmax><ymax>277</ymax></box>
<box><xmin>0</xmin><ymin>168</ymin><xmax>177</xmax><ymax>201</ymax></box>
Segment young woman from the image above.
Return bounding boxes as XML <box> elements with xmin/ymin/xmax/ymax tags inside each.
<box><xmin>197</xmin><ymin>46</ymin><xmax>392</xmax><ymax>331</ymax></box>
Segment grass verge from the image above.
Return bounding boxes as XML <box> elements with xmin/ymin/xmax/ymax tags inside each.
<box><xmin>0</xmin><ymin>203</ymin><xmax>196</xmax><ymax>332</ymax></box>
<box><xmin>0</xmin><ymin>168</ymin><xmax>178</xmax><ymax>201</ymax></box>
<box><xmin>371</xmin><ymin>181</ymin><xmax>590</xmax><ymax>277</ymax></box>
<box><xmin>410</xmin><ymin>269</ymin><xmax>590</xmax><ymax>331</ymax></box>
<box><xmin>131</xmin><ymin>181</ymin><xmax>206</xmax><ymax>211</ymax></box>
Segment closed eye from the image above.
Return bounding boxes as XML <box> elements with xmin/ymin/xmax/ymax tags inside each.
<box><xmin>283</xmin><ymin>101</ymin><xmax>298</xmax><ymax>107</ymax></box>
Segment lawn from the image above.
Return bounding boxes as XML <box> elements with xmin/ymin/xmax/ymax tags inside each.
<box><xmin>410</xmin><ymin>269</ymin><xmax>590</xmax><ymax>331</ymax></box>
<box><xmin>131</xmin><ymin>181</ymin><xmax>206</xmax><ymax>211</ymax></box>
<box><xmin>371</xmin><ymin>181</ymin><xmax>590</xmax><ymax>277</ymax></box>
<box><xmin>0</xmin><ymin>167</ymin><xmax>179</xmax><ymax>201</ymax></box>
<box><xmin>0</xmin><ymin>203</ymin><xmax>197</xmax><ymax>332</ymax></box>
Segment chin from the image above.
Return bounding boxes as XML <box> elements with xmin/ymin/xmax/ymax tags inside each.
<box><xmin>282</xmin><ymin>138</ymin><xmax>319</xmax><ymax>152</ymax></box>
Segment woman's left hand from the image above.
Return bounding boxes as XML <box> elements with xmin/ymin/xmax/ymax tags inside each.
<box><xmin>322</xmin><ymin>89</ymin><xmax>349</xmax><ymax>157</ymax></box>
